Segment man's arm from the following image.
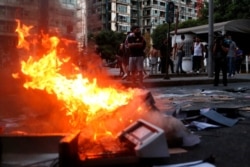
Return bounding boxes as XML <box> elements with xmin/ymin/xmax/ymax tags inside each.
<box><xmin>127</xmin><ymin>36</ymin><xmax>144</xmax><ymax>48</ymax></box>
<box><xmin>128</xmin><ymin>42</ymin><xmax>143</xmax><ymax>48</ymax></box>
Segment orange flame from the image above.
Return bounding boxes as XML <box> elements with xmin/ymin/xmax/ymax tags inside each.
<box><xmin>15</xmin><ymin>19</ymin><xmax>33</xmax><ymax>50</ymax></box>
<box><xmin>14</xmin><ymin>20</ymin><xmax>150</xmax><ymax>143</ymax></box>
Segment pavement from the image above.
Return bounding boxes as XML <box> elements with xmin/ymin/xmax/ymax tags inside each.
<box><xmin>1</xmin><ymin>67</ymin><xmax>250</xmax><ymax>167</ymax></box>
<box><xmin>107</xmin><ymin>67</ymin><xmax>250</xmax><ymax>88</ymax></box>
<box><xmin>107</xmin><ymin>67</ymin><xmax>250</xmax><ymax>167</ymax></box>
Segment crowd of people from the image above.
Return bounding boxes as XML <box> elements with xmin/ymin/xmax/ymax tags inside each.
<box><xmin>111</xmin><ymin>25</ymin><xmax>246</xmax><ymax>88</ymax></box>
<box><xmin>115</xmin><ymin>25</ymin><xmax>176</xmax><ymax>87</ymax></box>
<box><xmin>115</xmin><ymin>27</ymin><xmax>186</xmax><ymax>85</ymax></box>
<box><xmin>114</xmin><ymin>25</ymin><xmax>147</xmax><ymax>87</ymax></box>
<box><xmin>213</xmin><ymin>34</ymin><xmax>244</xmax><ymax>86</ymax></box>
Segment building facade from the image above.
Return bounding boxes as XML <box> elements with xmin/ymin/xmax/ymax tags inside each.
<box><xmin>85</xmin><ymin>0</ymin><xmax>206</xmax><ymax>35</ymax></box>
<box><xmin>0</xmin><ymin>0</ymin><xmax>78</xmax><ymax>66</ymax></box>
<box><xmin>0</xmin><ymin>0</ymin><xmax>206</xmax><ymax>61</ymax></box>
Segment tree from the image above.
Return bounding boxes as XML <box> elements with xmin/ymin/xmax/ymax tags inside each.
<box><xmin>176</xmin><ymin>0</ymin><xmax>250</xmax><ymax>30</ymax></box>
<box><xmin>201</xmin><ymin>0</ymin><xmax>250</xmax><ymax>22</ymax></box>
<box><xmin>151</xmin><ymin>23</ymin><xmax>169</xmax><ymax>49</ymax></box>
<box><xmin>94</xmin><ymin>30</ymin><xmax>126</xmax><ymax>61</ymax></box>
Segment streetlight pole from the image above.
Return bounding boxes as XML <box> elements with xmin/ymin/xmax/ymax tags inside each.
<box><xmin>164</xmin><ymin>1</ymin><xmax>175</xmax><ymax>80</ymax></box>
<box><xmin>164</xmin><ymin>23</ymin><xmax>171</xmax><ymax>79</ymax></box>
<box><xmin>208</xmin><ymin>0</ymin><xmax>214</xmax><ymax>77</ymax></box>
<box><xmin>83</xmin><ymin>1</ymin><xmax>88</xmax><ymax>48</ymax></box>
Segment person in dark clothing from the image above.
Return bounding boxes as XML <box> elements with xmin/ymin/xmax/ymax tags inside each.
<box><xmin>169</xmin><ymin>46</ymin><xmax>175</xmax><ymax>73</ymax></box>
<box><xmin>159</xmin><ymin>39</ymin><xmax>167</xmax><ymax>73</ymax></box>
<box><xmin>213</xmin><ymin>36</ymin><xmax>229</xmax><ymax>86</ymax></box>
<box><xmin>235</xmin><ymin>47</ymin><xmax>243</xmax><ymax>74</ymax></box>
<box><xmin>127</xmin><ymin>25</ymin><xmax>146</xmax><ymax>85</ymax></box>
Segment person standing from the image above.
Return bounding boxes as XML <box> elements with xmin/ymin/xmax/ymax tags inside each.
<box><xmin>225</xmin><ymin>35</ymin><xmax>237</xmax><ymax>77</ymax></box>
<box><xmin>169</xmin><ymin>46</ymin><xmax>175</xmax><ymax>74</ymax></box>
<box><xmin>115</xmin><ymin>43</ymin><xmax>125</xmax><ymax>76</ymax></box>
<box><xmin>127</xmin><ymin>25</ymin><xmax>146</xmax><ymax>86</ymax></box>
<box><xmin>175</xmin><ymin>34</ymin><xmax>186</xmax><ymax>74</ymax></box>
<box><xmin>121</xmin><ymin>32</ymin><xmax>131</xmax><ymax>80</ymax></box>
<box><xmin>192</xmin><ymin>37</ymin><xmax>204</xmax><ymax>74</ymax></box>
<box><xmin>235</xmin><ymin>47</ymin><xmax>243</xmax><ymax>74</ymax></box>
<box><xmin>159</xmin><ymin>38</ymin><xmax>168</xmax><ymax>74</ymax></box>
<box><xmin>213</xmin><ymin>36</ymin><xmax>229</xmax><ymax>86</ymax></box>
<box><xmin>149</xmin><ymin>44</ymin><xmax>159</xmax><ymax>74</ymax></box>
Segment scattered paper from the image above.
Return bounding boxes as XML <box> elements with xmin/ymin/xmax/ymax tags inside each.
<box><xmin>169</xmin><ymin>148</ymin><xmax>187</xmax><ymax>154</ymax></box>
<box><xmin>200</xmin><ymin>108</ymin><xmax>239</xmax><ymax>127</ymax></box>
<box><xmin>153</xmin><ymin>160</ymin><xmax>215</xmax><ymax>167</ymax></box>
<box><xmin>189</xmin><ymin>121</ymin><xmax>220</xmax><ymax>130</ymax></box>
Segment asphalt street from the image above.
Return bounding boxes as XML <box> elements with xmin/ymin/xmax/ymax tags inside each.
<box><xmin>109</xmin><ymin>68</ymin><xmax>250</xmax><ymax>167</ymax></box>
<box><xmin>1</xmin><ymin>67</ymin><xmax>250</xmax><ymax>167</ymax></box>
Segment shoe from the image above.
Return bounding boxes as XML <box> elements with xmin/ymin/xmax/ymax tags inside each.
<box><xmin>214</xmin><ymin>84</ymin><xmax>218</xmax><ymax>86</ymax></box>
<box><xmin>181</xmin><ymin>71</ymin><xmax>186</xmax><ymax>74</ymax></box>
<box><xmin>122</xmin><ymin>73</ymin><xmax>128</xmax><ymax>80</ymax></box>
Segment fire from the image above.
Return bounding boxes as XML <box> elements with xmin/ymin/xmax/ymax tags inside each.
<box><xmin>14</xmin><ymin>20</ymin><xmax>149</xmax><ymax>150</ymax></box>
<box><xmin>15</xmin><ymin>19</ymin><xmax>33</xmax><ymax>50</ymax></box>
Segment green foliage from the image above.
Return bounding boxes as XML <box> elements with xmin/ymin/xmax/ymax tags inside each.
<box><xmin>94</xmin><ymin>30</ymin><xmax>126</xmax><ymax>60</ymax></box>
<box><xmin>169</xmin><ymin>0</ymin><xmax>250</xmax><ymax>33</ymax></box>
<box><xmin>198</xmin><ymin>1</ymin><xmax>209</xmax><ymax>22</ymax></box>
<box><xmin>151</xmin><ymin>23</ymin><xmax>169</xmax><ymax>49</ymax></box>
<box><xmin>178</xmin><ymin>19</ymin><xmax>203</xmax><ymax>29</ymax></box>
<box><xmin>213</xmin><ymin>0</ymin><xmax>250</xmax><ymax>22</ymax></box>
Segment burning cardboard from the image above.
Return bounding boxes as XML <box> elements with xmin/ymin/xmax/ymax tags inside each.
<box><xmin>10</xmin><ymin>20</ymin><xmax>200</xmax><ymax>162</ymax></box>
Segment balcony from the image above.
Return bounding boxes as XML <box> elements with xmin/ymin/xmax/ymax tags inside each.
<box><xmin>115</xmin><ymin>0</ymin><xmax>130</xmax><ymax>5</ymax></box>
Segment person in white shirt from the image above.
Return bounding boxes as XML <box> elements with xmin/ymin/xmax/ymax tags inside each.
<box><xmin>192</xmin><ymin>37</ymin><xmax>204</xmax><ymax>73</ymax></box>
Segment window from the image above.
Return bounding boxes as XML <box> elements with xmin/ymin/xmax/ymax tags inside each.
<box><xmin>118</xmin><ymin>25</ymin><xmax>128</xmax><ymax>32</ymax></box>
<box><xmin>117</xmin><ymin>4</ymin><xmax>127</xmax><ymax>13</ymax></box>
<box><xmin>23</xmin><ymin>0</ymin><xmax>34</xmax><ymax>4</ymax></box>
<box><xmin>0</xmin><ymin>7</ymin><xmax>6</xmax><ymax>16</ymax></box>
<box><xmin>117</xmin><ymin>0</ymin><xmax>130</xmax><ymax>3</ymax></box>
<box><xmin>62</xmin><ymin>0</ymin><xmax>76</xmax><ymax>4</ymax></box>
<box><xmin>118</xmin><ymin>15</ymin><xmax>128</xmax><ymax>22</ymax></box>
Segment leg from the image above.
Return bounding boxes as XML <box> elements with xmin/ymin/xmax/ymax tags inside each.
<box><xmin>222</xmin><ymin>60</ymin><xmax>228</xmax><ymax>86</ymax></box>
<box><xmin>169</xmin><ymin>58</ymin><xmax>174</xmax><ymax>73</ymax></box>
<box><xmin>214</xmin><ymin>59</ymin><xmax>220</xmax><ymax>86</ymax></box>
<box><xmin>227</xmin><ymin>57</ymin><xmax>233</xmax><ymax>77</ymax></box>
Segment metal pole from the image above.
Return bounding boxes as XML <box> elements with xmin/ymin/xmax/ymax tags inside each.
<box><xmin>208</xmin><ymin>0</ymin><xmax>214</xmax><ymax>77</ymax></box>
<box><xmin>82</xmin><ymin>0</ymin><xmax>88</xmax><ymax>48</ymax></box>
<box><xmin>105</xmin><ymin>0</ymin><xmax>108</xmax><ymax>29</ymax></box>
<box><xmin>137</xmin><ymin>0</ymin><xmax>140</xmax><ymax>26</ymax></box>
<box><xmin>164</xmin><ymin>23</ymin><xmax>171</xmax><ymax>79</ymax></box>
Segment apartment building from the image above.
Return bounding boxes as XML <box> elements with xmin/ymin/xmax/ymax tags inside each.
<box><xmin>0</xmin><ymin>0</ymin><xmax>77</xmax><ymax>64</ymax></box>
<box><xmin>0</xmin><ymin>0</ymin><xmax>206</xmax><ymax>57</ymax></box>
<box><xmin>86</xmin><ymin>0</ymin><xmax>206</xmax><ymax>35</ymax></box>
